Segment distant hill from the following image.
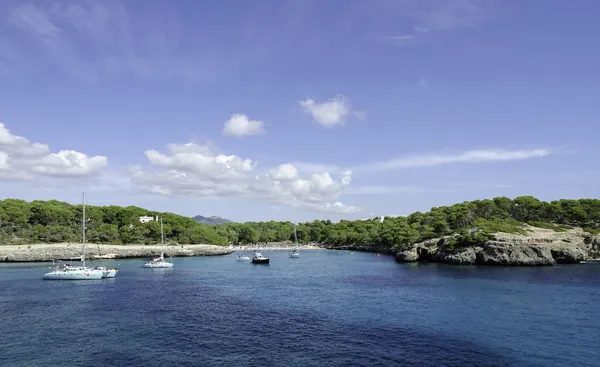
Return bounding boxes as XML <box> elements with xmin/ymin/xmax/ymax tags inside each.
<box><xmin>192</xmin><ymin>215</ymin><xmax>233</xmax><ymax>224</ymax></box>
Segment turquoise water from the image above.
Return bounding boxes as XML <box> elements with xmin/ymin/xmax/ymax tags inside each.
<box><xmin>1</xmin><ymin>250</ymin><xmax>599</xmax><ymax>366</ymax></box>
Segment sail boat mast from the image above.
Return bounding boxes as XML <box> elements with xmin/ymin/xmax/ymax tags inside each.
<box><xmin>82</xmin><ymin>192</ymin><xmax>86</xmax><ymax>267</ymax></box>
<box><xmin>160</xmin><ymin>217</ymin><xmax>164</xmax><ymax>246</ymax></box>
<box><xmin>294</xmin><ymin>225</ymin><xmax>298</xmax><ymax>245</ymax></box>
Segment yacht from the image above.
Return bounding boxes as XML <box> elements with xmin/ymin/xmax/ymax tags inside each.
<box><xmin>43</xmin><ymin>193</ymin><xmax>104</xmax><ymax>280</ymax></box>
<box><xmin>288</xmin><ymin>224</ymin><xmax>300</xmax><ymax>259</ymax></box>
<box><xmin>236</xmin><ymin>253</ymin><xmax>251</xmax><ymax>262</ymax></box>
<box><xmin>251</xmin><ymin>251</ymin><xmax>270</xmax><ymax>264</ymax></box>
<box><xmin>141</xmin><ymin>217</ymin><xmax>174</xmax><ymax>268</ymax></box>
<box><xmin>43</xmin><ymin>263</ymin><xmax>104</xmax><ymax>280</ymax></box>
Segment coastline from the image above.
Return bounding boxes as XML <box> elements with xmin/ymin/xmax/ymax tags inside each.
<box><xmin>0</xmin><ymin>243</ymin><xmax>233</xmax><ymax>262</ymax></box>
<box><xmin>228</xmin><ymin>244</ymin><xmax>321</xmax><ymax>251</ymax></box>
<box><xmin>323</xmin><ymin>225</ymin><xmax>600</xmax><ymax>266</ymax></box>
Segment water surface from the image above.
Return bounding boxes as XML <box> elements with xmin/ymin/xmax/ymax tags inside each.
<box><xmin>1</xmin><ymin>250</ymin><xmax>599</xmax><ymax>366</ymax></box>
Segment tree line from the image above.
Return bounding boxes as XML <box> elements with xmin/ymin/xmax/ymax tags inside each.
<box><xmin>1</xmin><ymin>196</ymin><xmax>599</xmax><ymax>250</ymax></box>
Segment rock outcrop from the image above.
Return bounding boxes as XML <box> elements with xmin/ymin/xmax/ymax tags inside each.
<box><xmin>394</xmin><ymin>226</ymin><xmax>600</xmax><ymax>266</ymax></box>
<box><xmin>0</xmin><ymin>243</ymin><xmax>233</xmax><ymax>262</ymax></box>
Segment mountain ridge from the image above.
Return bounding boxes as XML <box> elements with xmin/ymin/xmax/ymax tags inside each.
<box><xmin>192</xmin><ymin>215</ymin><xmax>232</xmax><ymax>224</ymax></box>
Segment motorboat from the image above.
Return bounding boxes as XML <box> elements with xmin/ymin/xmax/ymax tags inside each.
<box><xmin>251</xmin><ymin>251</ymin><xmax>270</xmax><ymax>264</ymax></box>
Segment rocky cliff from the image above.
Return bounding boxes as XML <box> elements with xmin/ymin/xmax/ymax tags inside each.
<box><xmin>0</xmin><ymin>243</ymin><xmax>233</xmax><ymax>262</ymax></box>
<box><xmin>395</xmin><ymin>226</ymin><xmax>600</xmax><ymax>266</ymax></box>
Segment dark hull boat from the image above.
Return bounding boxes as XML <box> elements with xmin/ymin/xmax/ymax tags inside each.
<box><xmin>251</xmin><ymin>251</ymin><xmax>270</xmax><ymax>264</ymax></box>
<box><xmin>251</xmin><ymin>258</ymin><xmax>270</xmax><ymax>264</ymax></box>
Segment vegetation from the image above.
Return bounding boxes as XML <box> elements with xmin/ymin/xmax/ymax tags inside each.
<box><xmin>1</xmin><ymin>196</ymin><xmax>600</xmax><ymax>250</ymax></box>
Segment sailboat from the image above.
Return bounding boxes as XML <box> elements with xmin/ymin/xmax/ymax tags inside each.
<box><xmin>43</xmin><ymin>193</ymin><xmax>104</xmax><ymax>280</ymax></box>
<box><xmin>236</xmin><ymin>252</ymin><xmax>250</xmax><ymax>262</ymax></box>
<box><xmin>288</xmin><ymin>225</ymin><xmax>300</xmax><ymax>258</ymax></box>
<box><xmin>141</xmin><ymin>217</ymin><xmax>174</xmax><ymax>268</ymax></box>
<box><xmin>91</xmin><ymin>244</ymin><xmax>118</xmax><ymax>278</ymax></box>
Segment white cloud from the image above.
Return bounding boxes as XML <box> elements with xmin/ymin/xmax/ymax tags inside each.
<box><xmin>0</xmin><ymin>122</ymin><xmax>108</xmax><ymax>180</ymax></box>
<box><xmin>299</xmin><ymin>95</ymin><xmax>363</xmax><ymax>128</ymax></box>
<box><xmin>353</xmin><ymin>149</ymin><xmax>551</xmax><ymax>173</ymax></box>
<box><xmin>10</xmin><ymin>4</ymin><xmax>61</xmax><ymax>37</ymax></box>
<box><xmin>129</xmin><ymin>143</ymin><xmax>360</xmax><ymax>214</ymax></box>
<box><xmin>222</xmin><ymin>114</ymin><xmax>266</xmax><ymax>137</ymax></box>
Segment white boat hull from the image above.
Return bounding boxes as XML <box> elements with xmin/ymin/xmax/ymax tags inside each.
<box><xmin>43</xmin><ymin>269</ymin><xmax>104</xmax><ymax>280</ymax></box>
<box><xmin>141</xmin><ymin>262</ymin><xmax>174</xmax><ymax>268</ymax></box>
<box><xmin>289</xmin><ymin>253</ymin><xmax>300</xmax><ymax>258</ymax></box>
<box><xmin>102</xmin><ymin>269</ymin><xmax>117</xmax><ymax>278</ymax></box>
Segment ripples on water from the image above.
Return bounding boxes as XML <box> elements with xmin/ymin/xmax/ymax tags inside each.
<box><xmin>1</xmin><ymin>251</ymin><xmax>599</xmax><ymax>366</ymax></box>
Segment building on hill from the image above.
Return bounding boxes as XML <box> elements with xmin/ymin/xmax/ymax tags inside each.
<box><xmin>139</xmin><ymin>215</ymin><xmax>158</xmax><ymax>223</ymax></box>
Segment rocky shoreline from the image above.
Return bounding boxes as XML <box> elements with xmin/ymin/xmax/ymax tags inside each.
<box><xmin>323</xmin><ymin>226</ymin><xmax>600</xmax><ymax>266</ymax></box>
<box><xmin>0</xmin><ymin>243</ymin><xmax>233</xmax><ymax>262</ymax></box>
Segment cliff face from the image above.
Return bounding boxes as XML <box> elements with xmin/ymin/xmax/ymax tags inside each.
<box><xmin>395</xmin><ymin>226</ymin><xmax>600</xmax><ymax>266</ymax></box>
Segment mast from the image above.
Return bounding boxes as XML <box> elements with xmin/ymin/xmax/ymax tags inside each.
<box><xmin>293</xmin><ymin>225</ymin><xmax>297</xmax><ymax>244</ymax></box>
<box><xmin>160</xmin><ymin>217</ymin><xmax>164</xmax><ymax>259</ymax></box>
<box><xmin>82</xmin><ymin>192</ymin><xmax>86</xmax><ymax>267</ymax></box>
<box><xmin>293</xmin><ymin>224</ymin><xmax>299</xmax><ymax>251</ymax></box>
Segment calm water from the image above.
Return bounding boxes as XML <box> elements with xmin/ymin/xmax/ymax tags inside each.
<box><xmin>1</xmin><ymin>250</ymin><xmax>599</xmax><ymax>367</ymax></box>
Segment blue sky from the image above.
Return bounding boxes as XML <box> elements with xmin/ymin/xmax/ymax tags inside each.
<box><xmin>1</xmin><ymin>0</ymin><xmax>599</xmax><ymax>222</ymax></box>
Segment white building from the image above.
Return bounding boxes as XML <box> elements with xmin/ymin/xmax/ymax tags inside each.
<box><xmin>139</xmin><ymin>215</ymin><xmax>158</xmax><ymax>223</ymax></box>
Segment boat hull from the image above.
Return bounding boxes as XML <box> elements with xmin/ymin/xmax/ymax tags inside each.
<box><xmin>102</xmin><ymin>269</ymin><xmax>117</xmax><ymax>278</ymax></box>
<box><xmin>141</xmin><ymin>263</ymin><xmax>174</xmax><ymax>268</ymax></box>
<box><xmin>43</xmin><ymin>270</ymin><xmax>104</xmax><ymax>280</ymax></box>
<box><xmin>251</xmin><ymin>258</ymin><xmax>270</xmax><ymax>264</ymax></box>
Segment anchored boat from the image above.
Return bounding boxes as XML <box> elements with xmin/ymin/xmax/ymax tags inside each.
<box><xmin>141</xmin><ymin>217</ymin><xmax>174</xmax><ymax>268</ymax></box>
<box><xmin>43</xmin><ymin>193</ymin><xmax>103</xmax><ymax>280</ymax></box>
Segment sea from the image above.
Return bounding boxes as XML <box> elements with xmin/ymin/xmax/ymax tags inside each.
<box><xmin>1</xmin><ymin>250</ymin><xmax>599</xmax><ymax>367</ymax></box>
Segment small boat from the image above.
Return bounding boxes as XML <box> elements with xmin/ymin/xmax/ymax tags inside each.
<box><xmin>236</xmin><ymin>253</ymin><xmax>250</xmax><ymax>262</ymax></box>
<box><xmin>92</xmin><ymin>244</ymin><xmax>118</xmax><ymax>278</ymax></box>
<box><xmin>92</xmin><ymin>254</ymin><xmax>117</xmax><ymax>259</ymax></box>
<box><xmin>43</xmin><ymin>193</ymin><xmax>104</xmax><ymax>280</ymax></box>
<box><xmin>251</xmin><ymin>251</ymin><xmax>270</xmax><ymax>264</ymax></box>
<box><xmin>288</xmin><ymin>224</ymin><xmax>300</xmax><ymax>259</ymax></box>
<box><xmin>376</xmin><ymin>253</ymin><xmax>381</xmax><ymax>257</ymax></box>
<box><xmin>92</xmin><ymin>266</ymin><xmax>118</xmax><ymax>278</ymax></box>
<box><xmin>141</xmin><ymin>217</ymin><xmax>174</xmax><ymax>268</ymax></box>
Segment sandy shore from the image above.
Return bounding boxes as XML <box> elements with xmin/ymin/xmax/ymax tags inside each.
<box><xmin>0</xmin><ymin>243</ymin><xmax>233</xmax><ymax>262</ymax></box>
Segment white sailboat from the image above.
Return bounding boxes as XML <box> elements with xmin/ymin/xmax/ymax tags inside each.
<box><xmin>141</xmin><ymin>217</ymin><xmax>174</xmax><ymax>268</ymax></box>
<box><xmin>236</xmin><ymin>253</ymin><xmax>250</xmax><ymax>262</ymax></box>
<box><xmin>43</xmin><ymin>193</ymin><xmax>104</xmax><ymax>280</ymax></box>
<box><xmin>288</xmin><ymin>225</ymin><xmax>300</xmax><ymax>258</ymax></box>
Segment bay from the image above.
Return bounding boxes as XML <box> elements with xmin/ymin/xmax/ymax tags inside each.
<box><xmin>1</xmin><ymin>250</ymin><xmax>599</xmax><ymax>366</ymax></box>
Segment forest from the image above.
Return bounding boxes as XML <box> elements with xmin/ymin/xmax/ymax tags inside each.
<box><xmin>1</xmin><ymin>196</ymin><xmax>599</xmax><ymax>251</ymax></box>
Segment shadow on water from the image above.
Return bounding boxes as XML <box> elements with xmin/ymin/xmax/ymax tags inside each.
<box><xmin>0</xmin><ymin>278</ymin><xmax>514</xmax><ymax>367</ymax></box>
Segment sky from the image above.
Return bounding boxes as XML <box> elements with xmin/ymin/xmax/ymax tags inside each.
<box><xmin>0</xmin><ymin>0</ymin><xmax>599</xmax><ymax>223</ymax></box>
